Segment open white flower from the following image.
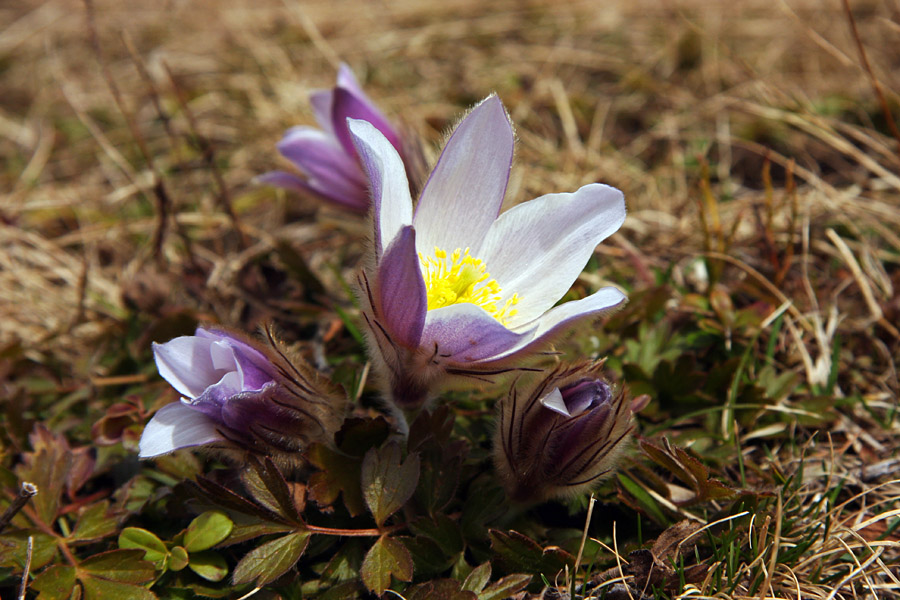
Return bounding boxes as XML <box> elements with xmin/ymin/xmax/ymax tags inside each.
<box><xmin>351</xmin><ymin>95</ymin><xmax>627</xmax><ymax>409</ymax></box>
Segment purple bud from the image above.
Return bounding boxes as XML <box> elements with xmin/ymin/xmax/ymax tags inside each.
<box><xmin>494</xmin><ymin>362</ymin><xmax>637</xmax><ymax>503</ymax></box>
<box><xmin>140</xmin><ymin>327</ymin><xmax>347</xmax><ymax>459</ymax></box>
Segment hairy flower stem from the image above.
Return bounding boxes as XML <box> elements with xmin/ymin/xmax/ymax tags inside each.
<box><xmin>307</xmin><ymin>523</ymin><xmax>404</xmax><ymax>537</ymax></box>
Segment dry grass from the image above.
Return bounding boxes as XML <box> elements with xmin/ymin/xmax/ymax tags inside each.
<box><xmin>2</xmin><ymin>0</ymin><xmax>899</xmax><ymax>597</ymax></box>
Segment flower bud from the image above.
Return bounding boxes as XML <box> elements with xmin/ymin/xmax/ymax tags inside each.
<box><xmin>494</xmin><ymin>361</ymin><xmax>637</xmax><ymax>503</ymax></box>
<box><xmin>139</xmin><ymin>326</ymin><xmax>347</xmax><ymax>460</ymax></box>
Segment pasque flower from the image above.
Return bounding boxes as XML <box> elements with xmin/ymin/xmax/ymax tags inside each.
<box><xmin>350</xmin><ymin>95</ymin><xmax>627</xmax><ymax>410</ymax></box>
<box><xmin>139</xmin><ymin>327</ymin><xmax>346</xmax><ymax>459</ymax></box>
<box><xmin>259</xmin><ymin>63</ymin><xmax>411</xmax><ymax>213</ymax></box>
<box><xmin>493</xmin><ymin>362</ymin><xmax>636</xmax><ymax>503</ymax></box>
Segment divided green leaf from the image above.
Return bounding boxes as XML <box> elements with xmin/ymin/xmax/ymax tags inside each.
<box><xmin>361</xmin><ymin>443</ymin><xmax>420</xmax><ymax>527</ymax></box>
<box><xmin>360</xmin><ymin>535</ymin><xmax>413</xmax><ymax>595</ymax></box>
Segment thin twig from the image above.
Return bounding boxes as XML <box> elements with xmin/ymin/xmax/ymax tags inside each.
<box><xmin>0</xmin><ymin>482</ymin><xmax>38</xmax><ymax>535</ymax></box>
<box><xmin>17</xmin><ymin>535</ymin><xmax>33</xmax><ymax>600</ymax></box>
<box><xmin>841</xmin><ymin>0</ymin><xmax>900</xmax><ymax>162</ymax></box>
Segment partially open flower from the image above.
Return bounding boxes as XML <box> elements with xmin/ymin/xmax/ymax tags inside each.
<box><xmin>259</xmin><ymin>64</ymin><xmax>414</xmax><ymax>213</ymax></box>
<box><xmin>493</xmin><ymin>362</ymin><xmax>636</xmax><ymax>503</ymax></box>
<box><xmin>139</xmin><ymin>327</ymin><xmax>346</xmax><ymax>459</ymax></box>
<box><xmin>350</xmin><ymin>95</ymin><xmax>627</xmax><ymax>411</ymax></box>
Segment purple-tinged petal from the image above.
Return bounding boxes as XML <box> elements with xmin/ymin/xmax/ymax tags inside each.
<box><xmin>153</xmin><ymin>337</ymin><xmax>221</xmax><ymax>399</ymax></box>
<box><xmin>310</xmin><ymin>89</ymin><xmax>334</xmax><ymax>133</ymax></box>
<box><xmin>277</xmin><ymin>127</ymin><xmax>365</xmax><ymax>187</ymax></box>
<box><xmin>138</xmin><ymin>402</ymin><xmax>225</xmax><ymax>458</ymax></box>
<box><xmin>421</xmin><ymin>303</ymin><xmax>535</xmax><ymax>363</ymax></box>
<box><xmin>494</xmin><ymin>287</ymin><xmax>627</xmax><ymax>361</ymax></box>
<box><xmin>479</xmin><ymin>184</ymin><xmax>626</xmax><ymax>327</ymax></box>
<box><xmin>332</xmin><ymin>88</ymin><xmax>403</xmax><ymax>160</ymax></box>
<box><xmin>414</xmin><ymin>95</ymin><xmax>514</xmax><ymax>253</ymax></box>
<box><xmin>540</xmin><ymin>388</ymin><xmax>570</xmax><ymax>416</ymax></box>
<box><xmin>336</xmin><ymin>63</ymin><xmax>366</xmax><ymax>98</ymax></box>
<box><xmin>376</xmin><ymin>226</ymin><xmax>426</xmax><ymax>348</ymax></box>
<box><xmin>257</xmin><ymin>171</ymin><xmax>369</xmax><ymax>213</ymax></box>
<box><xmin>348</xmin><ymin>118</ymin><xmax>413</xmax><ymax>256</ymax></box>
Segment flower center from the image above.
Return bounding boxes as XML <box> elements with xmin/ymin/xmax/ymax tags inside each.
<box><xmin>419</xmin><ymin>247</ymin><xmax>520</xmax><ymax>325</ymax></box>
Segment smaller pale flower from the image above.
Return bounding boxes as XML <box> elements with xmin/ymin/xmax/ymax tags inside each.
<box><xmin>258</xmin><ymin>64</ymin><xmax>408</xmax><ymax>213</ymax></box>
<box><xmin>350</xmin><ymin>95</ymin><xmax>627</xmax><ymax>410</ymax></box>
<box><xmin>494</xmin><ymin>362</ymin><xmax>636</xmax><ymax>503</ymax></box>
<box><xmin>139</xmin><ymin>327</ymin><xmax>345</xmax><ymax>459</ymax></box>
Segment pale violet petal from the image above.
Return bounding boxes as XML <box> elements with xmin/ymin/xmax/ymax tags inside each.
<box><xmin>310</xmin><ymin>89</ymin><xmax>334</xmax><ymax>133</ymax></box>
<box><xmin>495</xmin><ymin>287</ymin><xmax>627</xmax><ymax>361</ymax></box>
<box><xmin>420</xmin><ymin>303</ymin><xmax>535</xmax><ymax>363</ymax></box>
<box><xmin>336</xmin><ymin>63</ymin><xmax>366</xmax><ymax>98</ymax></box>
<box><xmin>152</xmin><ymin>336</ymin><xmax>219</xmax><ymax>398</ymax></box>
<box><xmin>539</xmin><ymin>388</ymin><xmax>571</xmax><ymax>417</ymax></box>
<box><xmin>138</xmin><ymin>402</ymin><xmax>225</xmax><ymax>458</ymax></box>
<box><xmin>347</xmin><ymin>118</ymin><xmax>413</xmax><ymax>256</ymax></box>
<box><xmin>413</xmin><ymin>95</ymin><xmax>513</xmax><ymax>254</ymax></box>
<box><xmin>480</xmin><ymin>184</ymin><xmax>626</xmax><ymax>327</ymax></box>
<box><xmin>377</xmin><ymin>226</ymin><xmax>426</xmax><ymax>348</ymax></box>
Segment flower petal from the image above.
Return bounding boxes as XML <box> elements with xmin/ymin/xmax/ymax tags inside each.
<box><xmin>348</xmin><ymin>118</ymin><xmax>413</xmax><ymax>255</ymax></box>
<box><xmin>421</xmin><ymin>303</ymin><xmax>534</xmax><ymax>363</ymax></box>
<box><xmin>376</xmin><ymin>226</ymin><xmax>426</xmax><ymax>348</ymax></box>
<box><xmin>479</xmin><ymin>184</ymin><xmax>626</xmax><ymax>327</ymax></box>
<box><xmin>153</xmin><ymin>336</ymin><xmax>221</xmax><ymax>398</ymax></box>
<box><xmin>540</xmin><ymin>388</ymin><xmax>571</xmax><ymax>417</ymax></box>
<box><xmin>138</xmin><ymin>402</ymin><xmax>225</xmax><ymax>458</ymax></box>
<box><xmin>413</xmin><ymin>95</ymin><xmax>514</xmax><ymax>253</ymax></box>
<box><xmin>256</xmin><ymin>171</ymin><xmax>369</xmax><ymax>213</ymax></box>
<box><xmin>332</xmin><ymin>88</ymin><xmax>401</xmax><ymax>158</ymax></box>
<box><xmin>494</xmin><ymin>286</ymin><xmax>627</xmax><ymax>361</ymax></box>
<box><xmin>277</xmin><ymin>126</ymin><xmax>365</xmax><ymax>188</ymax></box>
<box><xmin>309</xmin><ymin>89</ymin><xmax>334</xmax><ymax>133</ymax></box>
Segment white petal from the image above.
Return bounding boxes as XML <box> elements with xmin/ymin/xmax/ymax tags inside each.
<box><xmin>480</xmin><ymin>184</ymin><xmax>626</xmax><ymax>327</ymax></box>
<box><xmin>347</xmin><ymin>118</ymin><xmax>412</xmax><ymax>256</ymax></box>
<box><xmin>496</xmin><ymin>287</ymin><xmax>627</xmax><ymax>360</ymax></box>
<box><xmin>539</xmin><ymin>388</ymin><xmax>570</xmax><ymax>416</ymax></box>
<box><xmin>152</xmin><ymin>337</ymin><xmax>219</xmax><ymax>398</ymax></box>
<box><xmin>138</xmin><ymin>402</ymin><xmax>225</xmax><ymax>458</ymax></box>
<box><xmin>413</xmin><ymin>95</ymin><xmax>513</xmax><ymax>253</ymax></box>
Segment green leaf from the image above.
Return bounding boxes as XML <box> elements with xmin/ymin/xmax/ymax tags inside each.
<box><xmin>461</xmin><ymin>562</ymin><xmax>491</xmax><ymax>593</ymax></box>
<box><xmin>118</xmin><ymin>528</ymin><xmax>168</xmax><ymax>566</ymax></box>
<box><xmin>183</xmin><ymin>511</ymin><xmax>234</xmax><ymax>552</ymax></box>
<box><xmin>488</xmin><ymin>530</ymin><xmax>571</xmax><ymax>579</ymax></box>
<box><xmin>617</xmin><ymin>472</ymin><xmax>669</xmax><ymax>524</ymax></box>
<box><xmin>168</xmin><ymin>546</ymin><xmax>189</xmax><ymax>571</ymax></box>
<box><xmin>241</xmin><ymin>458</ymin><xmax>302</xmax><ymax>523</ymax></box>
<box><xmin>32</xmin><ymin>564</ymin><xmax>76</xmax><ymax>600</ymax></box>
<box><xmin>70</xmin><ymin>501</ymin><xmax>118</xmax><ymax>543</ymax></box>
<box><xmin>15</xmin><ymin>426</ymin><xmax>73</xmax><ymax>525</ymax></box>
<box><xmin>232</xmin><ymin>531</ymin><xmax>310</xmax><ymax>586</ymax></box>
<box><xmin>0</xmin><ymin>531</ymin><xmax>58</xmax><ymax>571</ymax></box>
<box><xmin>80</xmin><ymin>575</ymin><xmax>157</xmax><ymax>600</ymax></box>
<box><xmin>406</xmin><ymin>580</ymin><xmax>476</xmax><ymax>600</ymax></box>
<box><xmin>79</xmin><ymin>549</ymin><xmax>156</xmax><ymax>584</ymax></box>
<box><xmin>308</xmin><ymin>445</ymin><xmax>366</xmax><ymax>517</ymax></box>
<box><xmin>479</xmin><ymin>574</ymin><xmax>532</xmax><ymax>600</ymax></box>
<box><xmin>188</xmin><ymin>550</ymin><xmax>229</xmax><ymax>582</ymax></box>
<box><xmin>361</xmin><ymin>443</ymin><xmax>420</xmax><ymax>527</ymax></box>
<box><xmin>360</xmin><ymin>535</ymin><xmax>413</xmax><ymax>595</ymax></box>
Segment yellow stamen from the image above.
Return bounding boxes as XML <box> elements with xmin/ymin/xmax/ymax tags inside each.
<box><xmin>419</xmin><ymin>246</ymin><xmax>520</xmax><ymax>325</ymax></box>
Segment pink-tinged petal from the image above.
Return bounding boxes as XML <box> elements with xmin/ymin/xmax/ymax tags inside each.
<box><xmin>376</xmin><ymin>226</ymin><xmax>427</xmax><ymax>348</ymax></box>
<box><xmin>153</xmin><ymin>337</ymin><xmax>220</xmax><ymax>398</ymax></box>
<box><xmin>495</xmin><ymin>287</ymin><xmax>626</xmax><ymax>361</ymax></box>
<box><xmin>480</xmin><ymin>184</ymin><xmax>626</xmax><ymax>327</ymax></box>
<box><xmin>421</xmin><ymin>303</ymin><xmax>535</xmax><ymax>363</ymax></box>
<box><xmin>138</xmin><ymin>402</ymin><xmax>225</xmax><ymax>458</ymax></box>
<box><xmin>331</xmin><ymin>88</ymin><xmax>402</xmax><ymax>159</ymax></box>
<box><xmin>540</xmin><ymin>388</ymin><xmax>571</xmax><ymax>416</ymax></box>
<box><xmin>310</xmin><ymin>89</ymin><xmax>334</xmax><ymax>133</ymax></box>
<box><xmin>348</xmin><ymin>118</ymin><xmax>413</xmax><ymax>255</ymax></box>
<box><xmin>414</xmin><ymin>95</ymin><xmax>514</xmax><ymax>253</ymax></box>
